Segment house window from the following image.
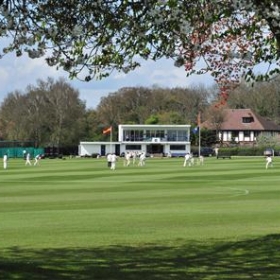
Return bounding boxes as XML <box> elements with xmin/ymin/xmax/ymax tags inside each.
<box><xmin>126</xmin><ymin>145</ymin><xmax>141</xmax><ymax>150</ymax></box>
<box><xmin>232</xmin><ymin>131</ymin><xmax>238</xmax><ymax>138</ymax></box>
<box><xmin>123</xmin><ymin>130</ymin><xmax>144</xmax><ymax>141</ymax></box>
<box><xmin>231</xmin><ymin>131</ymin><xmax>239</xmax><ymax>143</ymax></box>
<box><xmin>242</xmin><ymin>117</ymin><xmax>254</xmax><ymax>123</ymax></box>
<box><xmin>244</xmin><ymin>131</ymin><xmax>250</xmax><ymax>137</ymax></box>
<box><xmin>170</xmin><ymin>145</ymin><xmax>185</xmax><ymax>150</ymax></box>
<box><xmin>167</xmin><ymin>130</ymin><xmax>188</xmax><ymax>141</ymax></box>
<box><xmin>146</xmin><ymin>130</ymin><xmax>165</xmax><ymax>139</ymax></box>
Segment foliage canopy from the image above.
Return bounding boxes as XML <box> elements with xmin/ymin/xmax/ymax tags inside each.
<box><xmin>1</xmin><ymin>0</ymin><xmax>280</xmax><ymax>85</ymax></box>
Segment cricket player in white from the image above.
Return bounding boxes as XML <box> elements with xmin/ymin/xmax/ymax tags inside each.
<box><xmin>34</xmin><ymin>154</ymin><xmax>40</xmax><ymax>166</ymax></box>
<box><xmin>25</xmin><ymin>153</ymin><xmax>32</xmax><ymax>166</ymax></box>
<box><xmin>110</xmin><ymin>153</ymin><xmax>117</xmax><ymax>170</ymax></box>
<box><xmin>138</xmin><ymin>152</ymin><xmax>146</xmax><ymax>166</ymax></box>
<box><xmin>132</xmin><ymin>152</ymin><xmax>137</xmax><ymax>165</ymax></box>
<box><xmin>266</xmin><ymin>155</ymin><xmax>273</xmax><ymax>169</ymax></box>
<box><xmin>183</xmin><ymin>153</ymin><xmax>192</xmax><ymax>167</ymax></box>
<box><xmin>125</xmin><ymin>152</ymin><xmax>131</xmax><ymax>166</ymax></box>
<box><xmin>3</xmin><ymin>154</ymin><xmax>8</xmax><ymax>169</ymax></box>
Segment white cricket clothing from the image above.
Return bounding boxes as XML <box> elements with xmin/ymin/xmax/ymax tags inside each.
<box><xmin>183</xmin><ymin>153</ymin><xmax>192</xmax><ymax>167</ymax></box>
<box><xmin>3</xmin><ymin>154</ymin><xmax>8</xmax><ymax>169</ymax></box>
<box><xmin>266</xmin><ymin>156</ymin><xmax>273</xmax><ymax>169</ymax></box>
<box><xmin>110</xmin><ymin>154</ymin><xmax>117</xmax><ymax>170</ymax></box>
<box><xmin>25</xmin><ymin>153</ymin><xmax>32</xmax><ymax>166</ymax></box>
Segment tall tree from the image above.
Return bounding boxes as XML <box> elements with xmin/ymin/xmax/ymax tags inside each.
<box><xmin>83</xmin><ymin>109</ymin><xmax>102</xmax><ymax>141</ymax></box>
<box><xmin>227</xmin><ymin>78</ymin><xmax>280</xmax><ymax>124</ymax></box>
<box><xmin>24</xmin><ymin>86</ymin><xmax>48</xmax><ymax>147</ymax></box>
<box><xmin>38</xmin><ymin>77</ymin><xmax>86</xmax><ymax>149</ymax></box>
<box><xmin>0</xmin><ymin>91</ymin><xmax>29</xmax><ymax>140</ymax></box>
<box><xmin>204</xmin><ymin>105</ymin><xmax>227</xmax><ymax>145</ymax></box>
<box><xmin>95</xmin><ymin>86</ymin><xmax>211</xmax><ymax>127</ymax></box>
<box><xmin>0</xmin><ymin>77</ymin><xmax>87</xmax><ymax>147</ymax></box>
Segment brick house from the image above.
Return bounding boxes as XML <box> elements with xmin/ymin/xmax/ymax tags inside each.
<box><xmin>201</xmin><ymin>108</ymin><xmax>280</xmax><ymax>146</ymax></box>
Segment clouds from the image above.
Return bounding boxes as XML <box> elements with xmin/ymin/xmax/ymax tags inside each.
<box><xmin>0</xmin><ymin>53</ymin><xmax>215</xmax><ymax>109</ymax></box>
<box><xmin>0</xmin><ymin>52</ymin><xmax>60</xmax><ymax>94</ymax></box>
<box><xmin>77</xmin><ymin>59</ymin><xmax>215</xmax><ymax>108</ymax></box>
<box><xmin>0</xmin><ymin>64</ymin><xmax>9</xmax><ymax>86</ymax></box>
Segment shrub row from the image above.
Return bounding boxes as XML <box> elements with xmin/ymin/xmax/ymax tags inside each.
<box><xmin>217</xmin><ymin>146</ymin><xmax>280</xmax><ymax>156</ymax></box>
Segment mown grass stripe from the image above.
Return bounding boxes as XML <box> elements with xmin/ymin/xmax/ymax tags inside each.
<box><xmin>1</xmin><ymin>156</ymin><xmax>280</xmax><ymax>250</ymax></box>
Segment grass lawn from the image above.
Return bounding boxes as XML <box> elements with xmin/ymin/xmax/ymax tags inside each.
<box><xmin>1</xmin><ymin>156</ymin><xmax>280</xmax><ymax>279</ymax></box>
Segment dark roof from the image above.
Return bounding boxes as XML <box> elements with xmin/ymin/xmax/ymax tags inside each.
<box><xmin>203</xmin><ymin>109</ymin><xmax>280</xmax><ymax>131</ymax></box>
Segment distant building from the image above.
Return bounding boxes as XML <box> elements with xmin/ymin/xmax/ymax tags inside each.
<box><xmin>201</xmin><ymin>108</ymin><xmax>280</xmax><ymax>146</ymax></box>
<box><xmin>79</xmin><ymin>124</ymin><xmax>191</xmax><ymax>157</ymax></box>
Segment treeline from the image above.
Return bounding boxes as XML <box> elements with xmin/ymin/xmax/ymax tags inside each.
<box><xmin>1</xmin><ymin>76</ymin><xmax>280</xmax><ymax>152</ymax></box>
<box><xmin>0</xmin><ymin>77</ymin><xmax>87</xmax><ymax>150</ymax></box>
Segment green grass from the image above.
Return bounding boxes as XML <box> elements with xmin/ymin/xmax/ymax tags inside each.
<box><xmin>1</xmin><ymin>156</ymin><xmax>280</xmax><ymax>279</ymax></box>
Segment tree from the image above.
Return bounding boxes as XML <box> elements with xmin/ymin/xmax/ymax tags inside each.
<box><xmin>227</xmin><ymin>77</ymin><xmax>280</xmax><ymax>124</ymax></box>
<box><xmin>204</xmin><ymin>105</ymin><xmax>227</xmax><ymax>145</ymax></box>
<box><xmin>95</xmin><ymin>86</ymin><xmax>211</xmax><ymax>128</ymax></box>
<box><xmin>96</xmin><ymin>87</ymin><xmax>158</xmax><ymax>128</ymax></box>
<box><xmin>0</xmin><ymin>77</ymin><xmax>87</xmax><ymax>147</ymax></box>
<box><xmin>24</xmin><ymin>87</ymin><xmax>47</xmax><ymax>147</ymax></box>
<box><xmin>83</xmin><ymin>109</ymin><xmax>102</xmax><ymax>141</ymax></box>
<box><xmin>256</xmin><ymin>134</ymin><xmax>279</xmax><ymax>148</ymax></box>
<box><xmin>168</xmin><ymin>86</ymin><xmax>209</xmax><ymax>124</ymax></box>
<box><xmin>0</xmin><ymin>91</ymin><xmax>29</xmax><ymax>140</ymax></box>
<box><xmin>1</xmin><ymin>0</ymin><xmax>280</xmax><ymax>86</ymax></box>
<box><xmin>37</xmin><ymin>77</ymin><xmax>86</xmax><ymax>149</ymax></box>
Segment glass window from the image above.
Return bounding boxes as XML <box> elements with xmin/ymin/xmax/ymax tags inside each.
<box><xmin>126</xmin><ymin>145</ymin><xmax>141</xmax><ymax>150</ymax></box>
<box><xmin>242</xmin><ymin>117</ymin><xmax>254</xmax><ymax>123</ymax></box>
<box><xmin>170</xmin><ymin>145</ymin><xmax>186</xmax><ymax>150</ymax></box>
<box><xmin>123</xmin><ymin>130</ymin><xmax>144</xmax><ymax>141</ymax></box>
<box><xmin>146</xmin><ymin>130</ymin><xmax>164</xmax><ymax>138</ymax></box>
<box><xmin>167</xmin><ymin>130</ymin><xmax>188</xmax><ymax>141</ymax></box>
<box><xmin>167</xmin><ymin>130</ymin><xmax>176</xmax><ymax>141</ymax></box>
<box><xmin>244</xmin><ymin>131</ymin><xmax>250</xmax><ymax>137</ymax></box>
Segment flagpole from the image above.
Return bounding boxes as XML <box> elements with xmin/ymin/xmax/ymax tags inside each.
<box><xmin>198</xmin><ymin>123</ymin><xmax>201</xmax><ymax>157</ymax></box>
<box><xmin>198</xmin><ymin>112</ymin><xmax>201</xmax><ymax>157</ymax></box>
<box><xmin>110</xmin><ymin>126</ymin><xmax>112</xmax><ymax>154</ymax></box>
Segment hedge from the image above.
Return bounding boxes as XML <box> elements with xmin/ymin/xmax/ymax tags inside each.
<box><xmin>217</xmin><ymin>146</ymin><xmax>280</xmax><ymax>156</ymax></box>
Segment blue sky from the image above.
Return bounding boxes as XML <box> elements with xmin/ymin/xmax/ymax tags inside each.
<box><xmin>0</xmin><ymin>52</ymin><xmax>215</xmax><ymax>109</ymax></box>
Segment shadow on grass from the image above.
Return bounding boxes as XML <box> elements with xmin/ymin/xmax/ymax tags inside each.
<box><xmin>1</xmin><ymin>234</ymin><xmax>280</xmax><ymax>280</ymax></box>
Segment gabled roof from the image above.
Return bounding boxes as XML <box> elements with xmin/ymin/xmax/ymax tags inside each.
<box><xmin>202</xmin><ymin>108</ymin><xmax>280</xmax><ymax>131</ymax></box>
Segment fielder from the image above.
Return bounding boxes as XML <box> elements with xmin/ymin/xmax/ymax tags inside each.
<box><xmin>183</xmin><ymin>153</ymin><xmax>193</xmax><ymax>167</ymax></box>
<box><xmin>110</xmin><ymin>153</ymin><xmax>117</xmax><ymax>170</ymax></box>
<box><xmin>25</xmin><ymin>153</ymin><xmax>32</xmax><ymax>166</ymax></box>
<box><xmin>34</xmin><ymin>154</ymin><xmax>41</xmax><ymax>166</ymax></box>
<box><xmin>265</xmin><ymin>155</ymin><xmax>273</xmax><ymax>169</ymax></box>
<box><xmin>124</xmin><ymin>152</ymin><xmax>131</xmax><ymax>166</ymax></box>
<box><xmin>138</xmin><ymin>152</ymin><xmax>146</xmax><ymax>166</ymax></box>
<box><xmin>3</xmin><ymin>154</ymin><xmax>8</xmax><ymax>169</ymax></box>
